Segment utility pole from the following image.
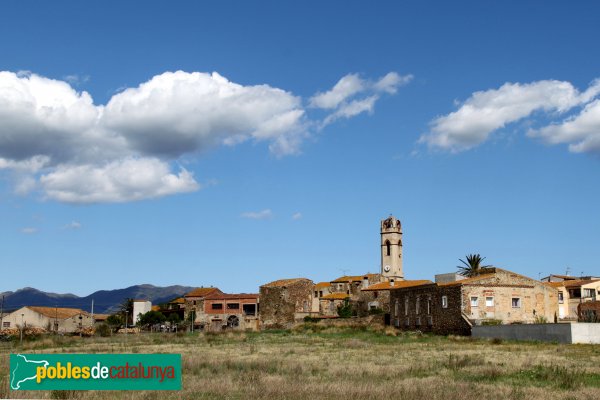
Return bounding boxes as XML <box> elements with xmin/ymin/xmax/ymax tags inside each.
<box><xmin>20</xmin><ymin>313</ymin><xmax>24</xmax><ymax>346</ymax></box>
<box><xmin>91</xmin><ymin>299</ymin><xmax>94</xmax><ymax>325</ymax></box>
<box><xmin>0</xmin><ymin>295</ymin><xmax>4</xmax><ymax>330</ymax></box>
<box><xmin>55</xmin><ymin>305</ymin><xmax>58</xmax><ymax>334</ymax></box>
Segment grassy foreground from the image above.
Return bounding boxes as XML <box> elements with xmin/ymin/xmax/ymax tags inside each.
<box><xmin>1</xmin><ymin>325</ymin><xmax>600</xmax><ymax>399</ymax></box>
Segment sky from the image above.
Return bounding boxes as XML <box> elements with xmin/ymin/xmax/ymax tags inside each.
<box><xmin>1</xmin><ymin>1</ymin><xmax>599</xmax><ymax>296</ymax></box>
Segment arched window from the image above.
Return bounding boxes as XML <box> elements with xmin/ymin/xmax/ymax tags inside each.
<box><xmin>385</xmin><ymin>240</ymin><xmax>391</xmax><ymax>256</ymax></box>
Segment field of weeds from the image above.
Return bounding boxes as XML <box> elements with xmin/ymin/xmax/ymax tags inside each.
<box><xmin>1</xmin><ymin>324</ymin><xmax>600</xmax><ymax>399</ymax></box>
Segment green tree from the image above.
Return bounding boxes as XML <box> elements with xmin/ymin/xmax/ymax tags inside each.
<box><xmin>106</xmin><ymin>314</ymin><xmax>123</xmax><ymax>333</ymax></box>
<box><xmin>457</xmin><ymin>254</ymin><xmax>491</xmax><ymax>277</ymax></box>
<box><xmin>138</xmin><ymin>310</ymin><xmax>166</xmax><ymax>327</ymax></box>
<box><xmin>119</xmin><ymin>298</ymin><xmax>134</xmax><ymax>325</ymax></box>
<box><xmin>337</xmin><ymin>298</ymin><xmax>353</xmax><ymax>318</ymax></box>
<box><xmin>167</xmin><ymin>313</ymin><xmax>181</xmax><ymax>324</ymax></box>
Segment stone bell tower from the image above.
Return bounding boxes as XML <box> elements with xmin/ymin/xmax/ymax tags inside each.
<box><xmin>380</xmin><ymin>215</ymin><xmax>403</xmax><ymax>281</ymax></box>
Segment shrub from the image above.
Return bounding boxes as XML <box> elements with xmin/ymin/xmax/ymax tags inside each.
<box><xmin>303</xmin><ymin>316</ymin><xmax>321</xmax><ymax>323</ymax></box>
<box><xmin>481</xmin><ymin>319</ymin><xmax>503</xmax><ymax>326</ymax></box>
<box><xmin>337</xmin><ymin>299</ymin><xmax>353</xmax><ymax>318</ymax></box>
<box><xmin>534</xmin><ymin>315</ymin><xmax>548</xmax><ymax>324</ymax></box>
<box><xmin>95</xmin><ymin>323</ymin><xmax>111</xmax><ymax>337</ymax></box>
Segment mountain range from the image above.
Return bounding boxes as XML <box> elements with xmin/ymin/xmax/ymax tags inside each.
<box><xmin>0</xmin><ymin>285</ymin><xmax>195</xmax><ymax>314</ymax></box>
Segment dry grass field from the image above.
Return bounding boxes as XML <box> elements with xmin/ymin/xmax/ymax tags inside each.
<box><xmin>1</xmin><ymin>325</ymin><xmax>600</xmax><ymax>399</ymax></box>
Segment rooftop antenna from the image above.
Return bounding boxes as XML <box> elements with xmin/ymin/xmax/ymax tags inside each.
<box><xmin>565</xmin><ymin>266</ymin><xmax>571</xmax><ymax>276</ymax></box>
<box><xmin>339</xmin><ymin>268</ymin><xmax>350</xmax><ymax>276</ymax></box>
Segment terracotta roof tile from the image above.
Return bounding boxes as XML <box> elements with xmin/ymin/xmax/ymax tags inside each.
<box><xmin>331</xmin><ymin>274</ymin><xmax>379</xmax><ymax>283</ymax></box>
<box><xmin>205</xmin><ymin>293</ymin><xmax>259</xmax><ymax>301</ymax></box>
<box><xmin>363</xmin><ymin>280</ymin><xmax>433</xmax><ymax>291</ymax></box>
<box><xmin>184</xmin><ymin>288</ymin><xmax>222</xmax><ymax>298</ymax></box>
<box><xmin>27</xmin><ymin>306</ymin><xmax>89</xmax><ymax>319</ymax></box>
<box><xmin>321</xmin><ymin>293</ymin><xmax>350</xmax><ymax>300</ymax></box>
<box><xmin>314</xmin><ymin>282</ymin><xmax>330</xmax><ymax>289</ymax></box>
<box><xmin>550</xmin><ymin>279</ymin><xmax>600</xmax><ymax>289</ymax></box>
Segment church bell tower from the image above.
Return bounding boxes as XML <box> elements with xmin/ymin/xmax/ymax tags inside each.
<box><xmin>380</xmin><ymin>215</ymin><xmax>403</xmax><ymax>281</ymax></box>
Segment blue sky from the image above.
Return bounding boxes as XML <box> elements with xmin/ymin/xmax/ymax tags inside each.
<box><xmin>1</xmin><ymin>1</ymin><xmax>599</xmax><ymax>295</ymax></box>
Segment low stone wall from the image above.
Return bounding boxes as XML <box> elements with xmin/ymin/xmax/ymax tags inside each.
<box><xmin>472</xmin><ymin>323</ymin><xmax>600</xmax><ymax>344</ymax></box>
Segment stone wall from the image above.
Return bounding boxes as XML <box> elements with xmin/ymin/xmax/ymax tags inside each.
<box><xmin>260</xmin><ymin>279</ymin><xmax>314</xmax><ymax>329</ymax></box>
<box><xmin>473</xmin><ymin>323</ymin><xmax>600</xmax><ymax>344</ymax></box>
<box><xmin>390</xmin><ymin>284</ymin><xmax>471</xmax><ymax>335</ymax></box>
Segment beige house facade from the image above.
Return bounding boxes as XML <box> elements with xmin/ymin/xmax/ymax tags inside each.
<box><xmin>3</xmin><ymin>306</ymin><xmax>93</xmax><ymax>333</ymax></box>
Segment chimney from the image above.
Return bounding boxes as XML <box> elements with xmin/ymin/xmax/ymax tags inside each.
<box><xmin>362</xmin><ymin>276</ymin><xmax>369</xmax><ymax>289</ymax></box>
<box><xmin>390</xmin><ymin>279</ymin><xmax>395</xmax><ymax>287</ymax></box>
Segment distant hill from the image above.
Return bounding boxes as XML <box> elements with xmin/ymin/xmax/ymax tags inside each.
<box><xmin>0</xmin><ymin>284</ymin><xmax>195</xmax><ymax>314</ymax></box>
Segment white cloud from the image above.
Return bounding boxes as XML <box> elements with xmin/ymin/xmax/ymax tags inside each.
<box><xmin>292</xmin><ymin>212</ymin><xmax>302</xmax><ymax>220</ymax></box>
<box><xmin>322</xmin><ymin>95</ymin><xmax>378</xmax><ymax>127</ymax></box>
<box><xmin>309</xmin><ymin>74</ymin><xmax>365</xmax><ymax>110</ymax></box>
<box><xmin>21</xmin><ymin>227</ymin><xmax>38</xmax><ymax>234</ymax></box>
<box><xmin>310</xmin><ymin>72</ymin><xmax>412</xmax><ymax>128</ymax></box>
<box><xmin>64</xmin><ymin>221</ymin><xmax>82</xmax><ymax>229</ymax></box>
<box><xmin>103</xmin><ymin>71</ymin><xmax>306</xmax><ymax>158</ymax></box>
<box><xmin>420</xmin><ymin>79</ymin><xmax>600</xmax><ymax>152</ymax></box>
<box><xmin>40</xmin><ymin>158</ymin><xmax>199</xmax><ymax>204</ymax></box>
<box><xmin>0</xmin><ymin>69</ymin><xmax>405</xmax><ymax>203</ymax></box>
<box><xmin>529</xmin><ymin>99</ymin><xmax>600</xmax><ymax>154</ymax></box>
<box><xmin>374</xmin><ymin>72</ymin><xmax>413</xmax><ymax>94</ymax></box>
<box><xmin>241</xmin><ymin>209</ymin><xmax>273</xmax><ymax>220</ymax></box>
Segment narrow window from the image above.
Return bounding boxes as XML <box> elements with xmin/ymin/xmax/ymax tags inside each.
<box><xmin>404</xmin><ymin>317</ymin><xmax>410</xmax><ymax>327</ymax></box>
<box><xmin>558</xmin><ymin>292</ymin><xmax>564</xmax><ymax>304</ymax></box>
<box><xmin>441</xmin><ymin>296</ymin><xmax>448</xmax><ymax>309</ymax></box>
<box><xmin>427</xmin><ymin>316</ymin><xmax>433</xmax><ymax>326</ymax></box>
<box><xmin>485</xmin><ymin>297</ymin><xmax>494</xmax><ymax>307</ymax></box>
<box><xmin>385</xmin><ymin>240</ymin><xmax>391</xmax><ymax>256</ymax></box>
<box><xmin>415</xmin><ymin>297</ymin><xmax>420</xmax><ymax>314</ymax></box>
<box><xmin>511</xmin><ymin>298</ymin><xmax>521</xmax><ymax>308</ymax></box>
<box><xmin>427</xmin><ymin>296</ymin><xmax>431</xmax><ymax>314</ymax></box>
<box><xmin>415</xmin><ymin>317</ymin><xmax>421</xmax><ymax>326</ymax></box>
<box><xmin>314</xmin><ymin>291</ymin><xmax>318</xmax><ymax>298</ymax></box>
<box><xmin>374</xmin><ymin>291</ymin><xmax>378</xmax><ymax>299</ymax></box>
<box><xmin>404</xmin><ymin>297</ymin><xmax>409</xmax><ymax>316</ymax></box>
<box><xmin>394</xmin><ymin>299</ymin><xmax>399</xmax><ymax>317</ymax></box>
<box><xmin>470</xmin><ymin>297</ymin><xmax>478</xmax><ymax>307</ymax></box>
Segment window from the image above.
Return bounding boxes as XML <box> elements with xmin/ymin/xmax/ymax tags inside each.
<box><xmin>319</xmin><ymin>291</ymin><xmax>323</xmax><ymax>297</ymax></box>
<box><xmin>2</xmin><ymin>322</ymin><xmax>9</xmax><ymax>328</ymax></box>
<box><xmin>394</xmin><ymin>299</ymin><xmax>399</xmax><ymax>317</ymax></box>
<box><xmin>415</xmin><ymin>297</ymin><xmax>420</xmax><ymax>314</ymax></box>
<box><xmin>427</xmin><ymin>316</ymin><xmax>433</xmax><ymax>326</ymax></box>
<box><xmin>243</xmin><ymin>304</ymin><xmax>256</xmax><ymax>316</ymax></box>
<box><xmin>415</xmin><ymin>317</ymin><xmax>421</xmax><ymax>326</ymax></box>
<box><xmin>558</xmin><ymin>292</ymin><xmax>564</xmax><ymax>304</ymax></box>
<box><xmin>404</xmin><ymin>317</ymin><xmax>410</xmax><ymax>327</ymax></box>
<box><xmin>584</xmin><ymin>289</ymin><xmax>596</xmax><ymax>299</ymax></box>
<box><xmin>211</xmin><ymin>303</ymin><xmax>223</xmax><ymax>310</ymax></box>
<box><xmin>511</xmin><ymin>298</ymin><xmax>521</xmax><ymax>308</ymax></box>
<box><xmin>470</xmin><ymin>297</ymin><xmax>478</xmax><ymax>307</ymax></box>
<box><xmin>485</xmin><ymin>297</ymin><xmax>494</xmax><ymax>307</ymax></box>
<box><xmin>314</xmin><ymin>291</ymin><xmax>318</xmax><ymax>298</ymax></box>
<box><xmin>385</xmin><ymin>240</ymin><xmax>391</xmax><ymax>256</ymax></box>
<box><xmin>404</xmin><ymin>297</ymin><xmax>409</xmax><ymax>316</ymax></box>
<box><xmin>441</xmin><ymin>296</ymin><xmax>448</xmax><ymax>309</ymax></box>
<box><xmin>374</xmin><ymin>291</ymin><xmax>379</xmax><ymax>299</ymax></box>
<box><xmin>427</xmin><ymin>296</ymin><xmax>431</xmax><ymax>314</ymax></box>
<box><xmin>227</xmin><ymin>303</ymin><xmax>240</xmax><ymax>310</ymax></box>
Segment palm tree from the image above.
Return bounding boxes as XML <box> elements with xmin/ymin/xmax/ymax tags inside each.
<box><xmin>457</xmin><ymin>254</ymin><xmax>491</xmax><ymax>277</ymax></box>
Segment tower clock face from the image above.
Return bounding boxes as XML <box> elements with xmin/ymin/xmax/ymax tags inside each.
<box><xmin>384</xmin><ymin>265</ymin><xmax>391</xmax><ymax>272</ymax></box>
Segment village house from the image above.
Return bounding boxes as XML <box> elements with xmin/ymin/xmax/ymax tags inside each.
<box><xmin>3</xmin><ymin>306</ymin><xmax>94</xmax><ymax>333</ymax></box>
<box><xmin>183</xmin><ymin>287</ymin><xmax>223</xmax><ymax>328</ymax></box>
<box><xmin>545</xmin><ymin>278</ymin><xmax>600</xmax><ymax>320</ymax></box>
<box><xmin>201</xmin><ymin>293</ymin><xmax>259</xmax><ymax>331</ymax></box>
<box><xmin>361</xmin><ymin>279</ymin><xmax>432</xmax><ymax>317</ymax></box>
<box><xmin>132</xmin><ymin>299</ymin><xmax>152</xmax><ymax>323</ymax></box>
<box><xmin>311</xmin><ymin>282</ymin><xmax>332</xmax><ymax>313</ymax></box>
<box><xmin>259</xmin><ymin>278</ymin><xmax>314</xmax><ymax>328</ymax></box>
<box><xmin>389</xmin><ymin>267</ymin><xmax>559</xmax><ymax>335</ymax></box>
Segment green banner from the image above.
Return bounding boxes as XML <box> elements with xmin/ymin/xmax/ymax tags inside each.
<box><xmin>10</xmin><ymin>353</ymin><xmax>181</xmax><ymax>390</ymax></box>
